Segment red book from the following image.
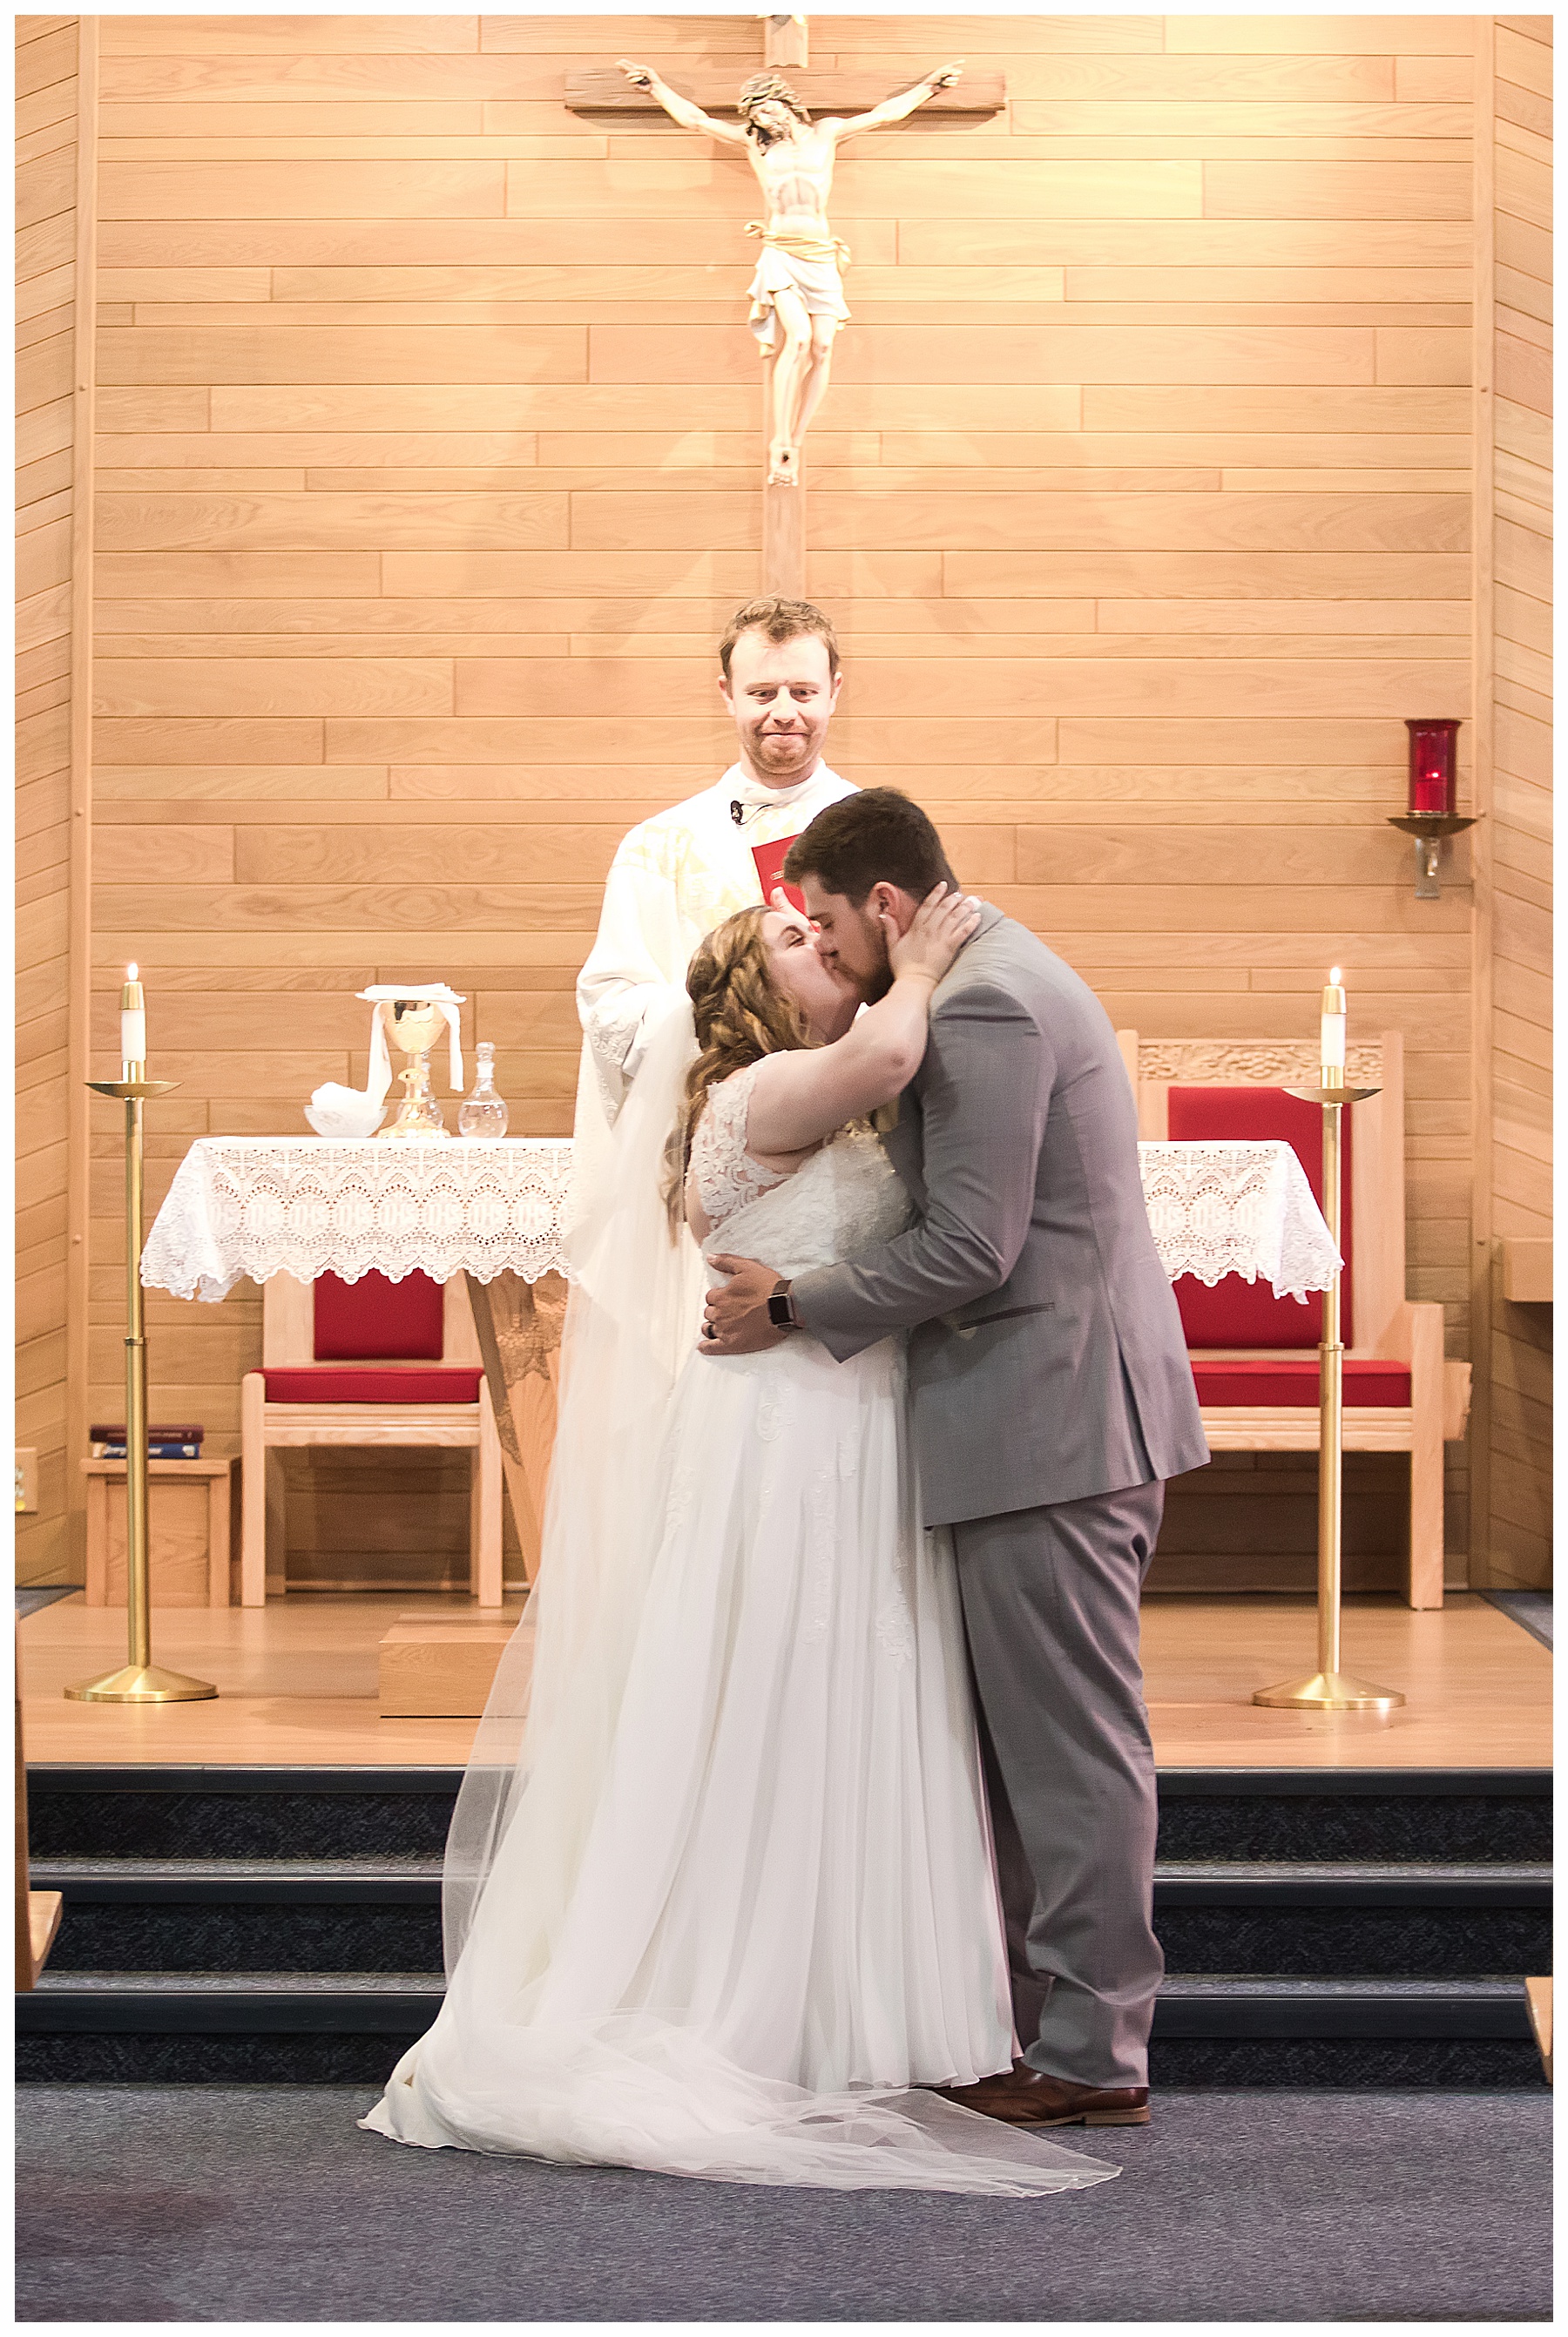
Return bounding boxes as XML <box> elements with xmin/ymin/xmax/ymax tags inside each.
<box><xmin>751</xmin><ymin>835</ymin><xmax>806</xmax><ymax>915</ymax></box>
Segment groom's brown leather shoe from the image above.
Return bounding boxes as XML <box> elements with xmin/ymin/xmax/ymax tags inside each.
<box><xmin>942</xmin><ymin>2061</ymin><xmax>1150</xmax><ymax>2127</ymax></box>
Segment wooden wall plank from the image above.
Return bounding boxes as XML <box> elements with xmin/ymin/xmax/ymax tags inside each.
<box><xmin>98</xmin><ymin>159</ymin><xmax>506</xmax><ymax>216</ymax></box>
<box><xmin>98</xmin><ymin>326</ymin><xmax>586</xmax><ymax>385</ymax></box>
<box><xmin>99</xmin><ymin>17</ymin><xmax>483</xmax><ymax>54</ymax></box>
<box><xmin>585</xmin><ymin>322</ymin><xmax>1381</xmax><ymax>387</ymax></box>
<box><xmin>93</xmin><ymin>659</ymin><xmax>453</xmax><ymax>716</ymax></box>
<box><xmin>1166</xmin><ymin>19</ymin><xmax>1475</xmax><ymax>56</ymax></box>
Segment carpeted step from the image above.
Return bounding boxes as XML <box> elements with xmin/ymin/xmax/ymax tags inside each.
<box><xmin>23</xmin><ymin>1763</ymin><xmax>1550</xmax><ymax>2091</ymax></box>
<box><xmin>25</xmin><ymin>1766</ymin><xmax>461</xmax><ymax>1861</ymax></box>
<box><xmin>1152</xmin><ymin>1979</ymin><xmax>1545</xmax><ymax>2090</ymax></box>
<box><xmin>21</xmin><ymin>1969</ymin><xmax>1537</xmax><ymax>2039</ymax></box>
<box><xmin>30</xmin><ymin>1858</ymin><xmax>443</xmax><ymax>1977</ymax></box>
<box><xmin>17</xmin><ymin>1970</ymin><xmax>1544</xmax><ymax>2090</ymax></box>
<box><xmin>29</xmin><ymin>1856</ymin><xmax>445</xmax><ymax>1901</ymax></box>
<box><xmin>1153</xmin><ymin>1768</ymin><xmax>1551</xmax><ymax>1862</ymax></box>
<box><xmin>30</xmin><ymin>1854</ymin><xmax>1551</xmax><ymax>1982</ymax></box>
<box><xmin>37</xmin><ymin>1854</ymin><xmax>1549</xmax><ymax>1908</ymax></box>
<box><xmin>27</xmin><ymin>1763</ymin><xmax>1554</xmax><ymax>1865</ymax></box>
<box><xmin>1152</xmin><ymin>1861</ymin><xmax>1550</xmax><ymax>1978</ymax></box>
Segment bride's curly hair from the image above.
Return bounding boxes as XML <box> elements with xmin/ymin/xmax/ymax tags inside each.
<box><xmin>663</xmin><ymin>905</ymin><xmax>812</xmax><ymax>1231</ymax></box>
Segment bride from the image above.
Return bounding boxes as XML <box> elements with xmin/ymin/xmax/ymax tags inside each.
<box><xmin>362</xmin><ymin>889</ymin><xmax>1115</xmax><ymax>2197</ymax></box>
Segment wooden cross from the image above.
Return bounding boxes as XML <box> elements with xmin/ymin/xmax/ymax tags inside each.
<box><xmin>564</xmin><ymin>65</ymin><xmax>1005</xmax><ymax>122</ymax></box>
<box><xmin>567</xmin><ymin>25</ymin><xmax>1005</xmax><ymax>598</ymax></box>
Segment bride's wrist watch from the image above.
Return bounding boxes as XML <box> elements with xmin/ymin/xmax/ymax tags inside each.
<box><xmin>767</xmin><ymin>1279</ymin><xmax>801</xmax><ymax>1331</ymax></box>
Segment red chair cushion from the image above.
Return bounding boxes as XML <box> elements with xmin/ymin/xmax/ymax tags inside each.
<box><xmin>1193</xmin><ymin>1359</ymin><xmax>1409</xmax><ymax>1408</ymax></box>
<box><xmin>1166</xmin><ymin>1087</ymin><xmax>1353</xmax><ymax>1351</ymax></box>
<box><xmin>263</xmin><ymin>1367</ymin><xmax>483</xmax><ymax>1404</ymax></box>
<box><xmin>313</xmin><ymin>1269</ymin><xmax>445</xmax><ymax>1361</ymax></box>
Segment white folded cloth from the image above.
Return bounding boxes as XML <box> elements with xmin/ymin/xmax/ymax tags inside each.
<box><xmin>358</xmin><ymin>983</ymin><xmax>466</xmax><ymax>1107</ymax></box>
<box><xmin>301</xmin><ymin>983</ymin><xmax>467</xmax><ymax>1136</ymax></box>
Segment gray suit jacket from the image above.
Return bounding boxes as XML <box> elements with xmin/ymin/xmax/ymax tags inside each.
<box><xmin>793</xmin><ymin>908</ymin><xmax>1210</xmax><ymax>1528</ymax></box>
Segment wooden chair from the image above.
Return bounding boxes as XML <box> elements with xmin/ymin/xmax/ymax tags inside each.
<box><xmin>1119</xmin><ymin>1030</ymin><xmax>1471</xmax><ymax>1611</ymax></box>
<box><xmin>240</xmin><ymin>1270</ymin><xmax>503</xmax><ymax>1609</ymax></box>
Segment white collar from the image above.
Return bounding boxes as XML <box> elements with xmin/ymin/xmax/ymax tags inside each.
<box><xmin>720</xmin><ymin>760</ymin><xmax>838</xmax><ymax>811</ymax></box>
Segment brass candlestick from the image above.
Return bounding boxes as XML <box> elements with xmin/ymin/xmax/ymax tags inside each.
<box><xmin>68</xmin><ymin>1043</ymin><xmax>215</xmax><ymax>1705</ymax></box>
<box><xmin>1254</xmin><ymin>1071</ymin><xmax>1403</xmax><ymax>1714</ymax></box>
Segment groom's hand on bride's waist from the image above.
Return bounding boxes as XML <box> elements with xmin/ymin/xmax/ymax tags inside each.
<box><xmin>702</xmin><ymin>1257</ymin><xmax>789</xmax><ymax>1355</ymax></box>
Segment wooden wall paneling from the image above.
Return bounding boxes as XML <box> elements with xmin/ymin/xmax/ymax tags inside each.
<box><xmin>1477</xmin><ymin>13</ymin><xmax>1551</xmax><ymax>1590</ymax></box>
<box><xmin>64</xmin><ymin>22</ymin><xmax>98</xmax><ymax>1591</ymax></box>
<box><xmin>71</xmin><ymin>11</ymin><xmax>1499</xmax><ymax>1591</ymax></box>
<box><xmin>15</xmin><ymin>17</ymin><xmax>87</xmax><ymax>1587</ymax></box>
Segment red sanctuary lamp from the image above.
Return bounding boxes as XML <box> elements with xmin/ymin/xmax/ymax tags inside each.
<box><xmin>1389</xmin><ymin>718</ymin><xmax>1475</xmax><ymax>899</ymax></box>
<box><xmin>1405</xmin><ymin>718</ymin><xmax>1458</xmax><ymax>815</ymax></box>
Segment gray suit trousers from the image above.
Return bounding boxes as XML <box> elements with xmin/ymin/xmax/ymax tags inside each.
<box><xmin>952</xmin><ymin>1479</ymin><xmax>1165</xmax><ymax>2090</ymax></box>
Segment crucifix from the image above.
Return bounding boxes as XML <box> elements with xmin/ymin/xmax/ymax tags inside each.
<box><xmin>567</xmin><ymin>23</ymin><xmax>1004</xmax><ymax>595</ymax></box>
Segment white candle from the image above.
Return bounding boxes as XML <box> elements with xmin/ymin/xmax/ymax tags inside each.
<box><xmin>1320</xmin><ymin>965</ymin><xmax>1346</xmax><ymax>1082</ymax></box>
<box><xmin>121</xmin><ymin>962</ymin><xmax>146</xmax><ymax>1069</ymax></box>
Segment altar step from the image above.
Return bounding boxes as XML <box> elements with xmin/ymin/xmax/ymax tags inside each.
<box><xmin>25</xmin><ymin>1855</ymin><xmax>1551</xmax><ymax>1984</ymax></box>
<box><xmin>17</xmin><ymin>1970</ymin><xmax>1539</xmax><ymax>2090</ymax></box>
<box><xmin>19</xmin><ymin>1763</ymin><xmax>1551</xmax><ymax>2089</ymax></box>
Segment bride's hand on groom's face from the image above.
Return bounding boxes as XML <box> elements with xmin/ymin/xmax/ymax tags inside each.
<box><xmin>701</xmin><ymin>1257</ymin><xmax>785</xmax><ymax>1355</ymax></box>
<box><xmin>885</xmin><ymin>884</ymin><xmax>982</xmax><ymax>986</ymax></box>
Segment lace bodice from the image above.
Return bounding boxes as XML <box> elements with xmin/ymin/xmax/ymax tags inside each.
<box><xmin>689</xmin><ymin>1063</ymin><xmax>792</xmax><ymax>1232</ymax></box>
<box><xmin>692</xmin><ymin>1063</ymin><xmax>913</xmax><ymax>1282</ymax></box>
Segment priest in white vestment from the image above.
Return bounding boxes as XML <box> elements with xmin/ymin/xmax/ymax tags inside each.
<box><xmin>572</xmin><ymin>598</ymin><xmax>856</xmax><ymax>1253</ymax></box>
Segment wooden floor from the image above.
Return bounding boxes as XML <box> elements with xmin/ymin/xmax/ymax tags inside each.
<box><xmin>17</xmin><ymin>1591</ymin><xmax>1551</xmax><ymax>1773</ymax></box>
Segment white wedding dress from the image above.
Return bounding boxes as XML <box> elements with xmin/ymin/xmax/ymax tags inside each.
<box><xmin>363</xmin><ymin>1046</ymin><xmax>1113</xmax><ymax>2195</ymax></box>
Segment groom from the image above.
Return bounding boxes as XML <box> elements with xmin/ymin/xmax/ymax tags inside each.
<box><xmin>701</xmin><ymin>788</ymin><xmax>1209</xmax><ymax>2128</ymax></box>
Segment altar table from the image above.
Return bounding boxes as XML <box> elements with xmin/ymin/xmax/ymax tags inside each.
<box><xmin>142</xmin><ymin>1135</ymin><xmax>1338</xmax><ymax>1573</ymax></box>
<box><xmin>143</xmin><ymin>1137</ymin><xmax>575</xmax><ymax>1577</ymax></box>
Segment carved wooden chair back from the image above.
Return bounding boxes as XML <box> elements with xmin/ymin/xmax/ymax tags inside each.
<box><xmin>1118</xmin><ymin>1030</ymin><xmax>1404</xmax><ymax>1361</ymax></box>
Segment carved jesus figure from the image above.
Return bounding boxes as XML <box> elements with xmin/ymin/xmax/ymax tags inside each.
<box><xmin>618</xmin><ymin>59</ymin><xmax>963</xmax><ymax>485</ymax></box>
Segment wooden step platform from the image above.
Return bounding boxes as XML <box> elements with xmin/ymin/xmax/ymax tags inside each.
<box><xmin>377</xmin><ymin>1613</ymin><xmax>517</xmax><ymax>1719</ymax></box>
<box><xmin>1525</xmin><ymin>1976</ymin><xmax>1552</xmax><ymax>2083</ymax></box>
<box><xmin>17</xmin><ymin>1591</ymin><xmax>1552</xmax><ymax>1773</ymax></box>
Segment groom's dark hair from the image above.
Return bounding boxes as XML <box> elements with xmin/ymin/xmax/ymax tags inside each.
<box><xmin>783</xmin><ymin>789</ymin><xmax>959</xmax><ymax>906</ymax></box>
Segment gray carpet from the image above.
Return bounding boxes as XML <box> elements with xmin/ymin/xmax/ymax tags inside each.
<box><xmin>15</xmin><ymin>2085</ymin><xmax>1551</xmax><ymax>2322</ymax></box>
<box><xmin>1484</xmin><ymin>1590</ymin><xmax>1553</xmax><ymax>1651</ymax></box>
<box><xmin>15</xmin><ymin>1585</ymin><xmax>80</xmax><ymax>1617</ymax></box>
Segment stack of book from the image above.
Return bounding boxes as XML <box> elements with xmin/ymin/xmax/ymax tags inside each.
<box><xmin>90</xmin><ymin>1424</ymin><xmax>205</xmax><ymax>1460</ymax></box>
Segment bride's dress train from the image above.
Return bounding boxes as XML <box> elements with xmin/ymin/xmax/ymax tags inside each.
<box><xmin>363</xmin><ymin>1038</ymin><xmax>1114</xmax><ymax>2194</ymax></box>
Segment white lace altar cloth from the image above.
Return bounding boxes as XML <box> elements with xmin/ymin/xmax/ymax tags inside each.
<box><xmin>1138</xmin><ymin>1140</ymin><xmax>1339</xmax><ymax>1303</ymax></box>
<box><xmin>142</xmin><ymin>1135</ymin><xmax>1336</xmax><ymax>1309</ymax></box>
<box><xmin>141</xmin><ymin>1138</ymin><xmax>576</xmax><ymax>1302</ymax></box>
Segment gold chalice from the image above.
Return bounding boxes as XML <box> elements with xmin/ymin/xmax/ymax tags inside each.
<box><xmin>378</xmin><ymin>996</ymin><xmax>450</xmax><ymax>1139</ymax></box>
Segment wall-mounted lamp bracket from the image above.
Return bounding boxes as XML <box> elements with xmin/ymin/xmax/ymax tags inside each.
<box><xmin>1387</xmin><ymin>813</ymin><xmax>1478</xmax><ymax>901</ymax></box>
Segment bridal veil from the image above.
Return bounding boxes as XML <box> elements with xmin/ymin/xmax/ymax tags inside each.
<box><xmin>443</xmin><ymin>989</ymin><xmax>705</xmax><ymax>1970</ymax></box>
